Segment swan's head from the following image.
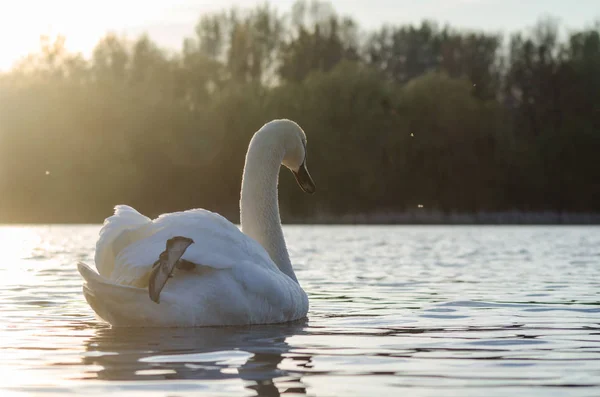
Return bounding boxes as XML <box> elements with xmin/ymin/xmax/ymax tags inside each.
<box><xmin>261</xmin><ymin>119</ymin><xmax>316</xmax><ymax>194</ymax></box>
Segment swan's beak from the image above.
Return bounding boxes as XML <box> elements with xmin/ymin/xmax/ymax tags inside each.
<box><xmin>293</xmin><ymin>162</ymin><xmax>315</xmax><ymax>194</ymax></box>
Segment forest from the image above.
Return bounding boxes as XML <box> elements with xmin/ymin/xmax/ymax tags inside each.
<box><xmin>0</xmin><ymin>1</ymin><xmax>599</xmax><ymax>224</ymax></box>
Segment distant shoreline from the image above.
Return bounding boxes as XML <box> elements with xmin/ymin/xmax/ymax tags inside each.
<box><xmin>2</xmin><ymin>211</ymin><xmax>600</xmax><ymax>225</ymax></box>
<box><xmin>288</xmin><ymin>211</ymin><xmax>600</xmax><ymax>225</ymax></box>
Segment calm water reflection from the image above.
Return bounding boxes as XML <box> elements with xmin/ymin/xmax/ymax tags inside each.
<box><xmin>0</xmin><ymin>225</ymin><xmax>599</xmax><ymax>396</ymax></box>
<box><xmin>84</xmin><ymin>322</ymin><xmax>311</xmax><ymax>396</ymax></box>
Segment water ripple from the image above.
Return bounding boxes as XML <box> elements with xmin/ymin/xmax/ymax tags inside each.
<box><xmin>0</xmin><ymin>225</ymin><xmax>599</xmax><ymax>396</ymax></box>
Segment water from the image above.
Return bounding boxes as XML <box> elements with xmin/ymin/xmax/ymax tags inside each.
<box><xmin>0</xmin><ymin>225</ymin><xmax>599</xmax><ymax>396</ymax></box>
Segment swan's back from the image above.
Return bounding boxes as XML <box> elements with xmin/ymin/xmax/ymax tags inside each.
<box><xmin>111</xmin><ymin>207</ymin><xmax>276</xmax><ymax>285</ymax></box>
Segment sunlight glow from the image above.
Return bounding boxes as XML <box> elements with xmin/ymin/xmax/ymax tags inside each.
<box><xmin>0</xmin><ymin>227</ymin><xmax>42</xmax><ymax>286</ymax></box>
<box><xmin>0</xmin><ymin>227</ymin><xmax>39</xmax><ymax>262</ymax></box>
<box><xmin>0</xmin><ymin>0</ymin><xmax>166</xmax><ymax>69</ymax></box>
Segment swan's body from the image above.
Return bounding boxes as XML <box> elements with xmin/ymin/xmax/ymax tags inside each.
<box><xmin>78</xmin><ymin>119</ymin><xmax>315</xmax><ymax>327</ymax></box>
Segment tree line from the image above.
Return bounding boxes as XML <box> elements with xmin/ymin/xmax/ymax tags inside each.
<box><xmin>0</xmin><ymin>1</ymin><xmax>599</xmax><ymax>223</ymax></box>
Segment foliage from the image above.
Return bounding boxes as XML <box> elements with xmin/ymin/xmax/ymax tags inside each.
<box><xmin>0</xmin><ymin>1</ymin><xmax>598</xmax><ymax>222</ymax></box>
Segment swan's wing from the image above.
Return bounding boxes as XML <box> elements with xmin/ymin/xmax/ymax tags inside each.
<box><xmin>148</xmin><ymin>236</ymin><xmax>194</xmax><ymax>303</ymax></box>
<box><xmin>111</xmin><ymin>209</ymin><xmax>275</xmax><ymax>286</ymax></box>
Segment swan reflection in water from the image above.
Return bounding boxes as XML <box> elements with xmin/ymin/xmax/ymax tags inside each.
<box><xmin>81</xmin><ymin>320</ymin><xmax>312</xmax><ymax>396</ymax></box>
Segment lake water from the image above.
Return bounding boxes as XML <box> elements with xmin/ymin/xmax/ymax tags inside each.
<box><xmin>0</xmin><ymin>225</ymin><xmax>599</xmax><ymax>396</ymax></box>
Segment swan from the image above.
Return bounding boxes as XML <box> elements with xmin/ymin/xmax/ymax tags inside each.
<box><xmin>77</xmin><ymin>119</ymin><xmax>315</xmax><ymax>327</ymax></box>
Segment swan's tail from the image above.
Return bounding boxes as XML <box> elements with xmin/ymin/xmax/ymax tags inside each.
<box><xmin>94</xmin><ymin>205</ymin><xmax>152</xmax><ymax>277</ymax></box>
<box><xmin>78</xmin><ymin>262</ymin><xmax>161</xmax><ymax>326</ymax></box>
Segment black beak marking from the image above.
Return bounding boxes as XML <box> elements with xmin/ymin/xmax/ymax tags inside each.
<box><xmin>293</xmin><ymin>161</ymin><xmax>316</xmax><ymax>194</ymax></box>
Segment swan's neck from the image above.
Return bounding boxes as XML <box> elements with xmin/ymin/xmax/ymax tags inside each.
<box><xmin>240</xmin><ymin>139</ymin><xmax>298</xmax><ymax>283</ymax></box>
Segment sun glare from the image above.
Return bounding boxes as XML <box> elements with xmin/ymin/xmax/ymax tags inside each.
<box><xmin>0</xmin><ymin>0</ymin><xmax>165</xmax><ymax>70</ymax></box>
<box><xmin>0</xmin><ymin>227</ymin><xmax>42</xmax><ymax>286</ymax></box>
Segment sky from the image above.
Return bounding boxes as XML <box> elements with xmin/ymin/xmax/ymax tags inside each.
<box><xmin>0</xmin><ymin>0</ymin><xmax>598</xmax><ymax>70</ymax></box>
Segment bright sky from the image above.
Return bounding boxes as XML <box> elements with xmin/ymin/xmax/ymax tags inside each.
<box><xmin>0</xmin><ymin>0</ymin><xmax>598</xmax><ymax>70</ymax></box>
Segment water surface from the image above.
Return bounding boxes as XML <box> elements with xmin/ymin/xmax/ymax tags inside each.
<box><xmin>0</xmin><ymin>225</ymin><xmax>599</xmax><ymax>396</ymax></box>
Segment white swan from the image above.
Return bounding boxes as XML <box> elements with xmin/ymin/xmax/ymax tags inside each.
<box><xmin>77</xmin><ymin>119</ymin><xmax>315</xmax><ymax>327</ymax></box>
